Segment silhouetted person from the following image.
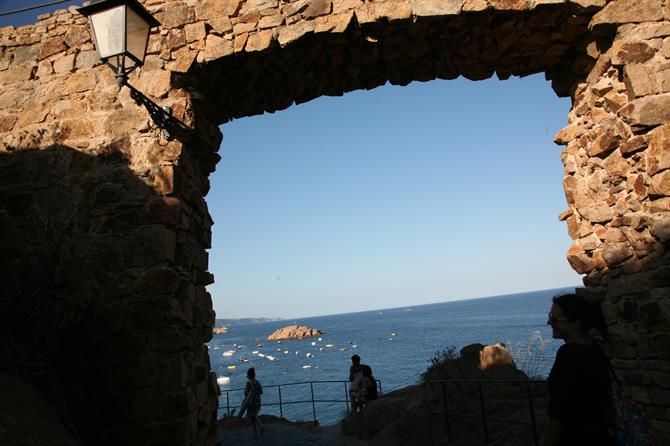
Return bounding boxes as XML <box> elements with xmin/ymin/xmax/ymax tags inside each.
<box><xmin>541</xmin><ymin>293</ymin><xmax>614</xmax><ymax>446</ymax></box>
<box><xmin>239</xmin><ymin>368</ymin><xmax>264</xmax><ymax>435</ymax></box>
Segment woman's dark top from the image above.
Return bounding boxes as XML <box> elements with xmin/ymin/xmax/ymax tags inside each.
<box><xmin>547</xmin><ymin>343</ymin><xmax>614</xmax><ymax>446</ymax></box>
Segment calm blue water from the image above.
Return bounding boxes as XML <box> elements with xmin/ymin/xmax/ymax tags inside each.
<box><xmin>209</xmin><ymin>287</ymin><xmax>571</xmax><ymax>424</ymax></box>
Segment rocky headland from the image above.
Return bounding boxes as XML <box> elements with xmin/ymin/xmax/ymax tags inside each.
<box><xmin>268</xmin><ymin>325</ymin><xmax>323</xmax><ymax>341</ymax></box>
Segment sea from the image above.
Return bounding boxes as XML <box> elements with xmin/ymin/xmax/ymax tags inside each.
<box><xmin>208</xmin><ymin>287</ymin><xmax>573</xmax><ymax>425</ymax></box>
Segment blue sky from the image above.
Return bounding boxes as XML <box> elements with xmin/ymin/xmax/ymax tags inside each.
<box><xmin>2</xmin><ymin>1</ymin><xmax>581</xmax><ymax>318</ymax></box>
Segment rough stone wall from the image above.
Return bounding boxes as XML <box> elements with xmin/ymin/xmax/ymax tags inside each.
<box><xmin>0</xmin><ymin>0</ymin><xmax>668</xmax><ymax>443</ymax></box>
<box><xmin>0</xmin><ymin>5</ymin><xmax>220</xmax><ymax>445</ymax></box>
<box><xmin>556</xmin><ymin>1</ymin><xmax>670</xmax><ymax>439</ymax></box>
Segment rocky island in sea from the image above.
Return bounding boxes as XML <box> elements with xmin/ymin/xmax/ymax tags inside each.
<box><xmin>267</xmin><ymin>325</ymin><xmax>324</xmax><ymax>341</ymax></box>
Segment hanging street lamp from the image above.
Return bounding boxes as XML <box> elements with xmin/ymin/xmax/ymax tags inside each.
<box><xmin>78</xmin><ymin>0</ymin><xmax>178</xmax><ymax>140</ymax></box>
<box><xmin>77</xmin><ymin>0</ymin><xmax>159</xmax><ymax>86</ymax></box>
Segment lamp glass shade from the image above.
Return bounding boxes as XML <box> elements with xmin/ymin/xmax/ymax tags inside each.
<box><xmin>89</xmin><ymin>4</ymin><xmax>125</xmax><ymax>60</ymax></box>
<box><xmin>126</xmin><ymin>6</ymin><xmax>151</xmax><ymax>64</ymax></box>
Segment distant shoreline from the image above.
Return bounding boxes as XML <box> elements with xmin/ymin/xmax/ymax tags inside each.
<box><xmin>215</xmin><ymin>317</ymin><xmax>285</xmax><ymax>327</ymax></box>
<box><xmin>219</xmin><ymin>285</ymin><xmax>580</xmax><ymax>322</ymax></box>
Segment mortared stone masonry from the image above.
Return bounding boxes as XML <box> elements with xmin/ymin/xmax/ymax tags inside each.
<box><xmin>0</xmin><ymin>0</ymin><xmax>669</xmax><ymax>443</ymax></box>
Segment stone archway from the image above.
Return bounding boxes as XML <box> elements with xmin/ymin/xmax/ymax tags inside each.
<box><xmin>1</xmin><ymin>0</ymin><xmax>669</xmax><ymax>444</ymax></box>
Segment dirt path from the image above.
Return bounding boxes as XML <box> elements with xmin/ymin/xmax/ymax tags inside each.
<box><xmin>218</xmin><ymin>420</ymin><xmax>370</xmax><ymax>445</ymax></box>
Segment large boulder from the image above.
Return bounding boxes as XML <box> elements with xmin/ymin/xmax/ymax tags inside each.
<box><xmin>267</xmin><ymin>325</ymin><xmax>323</xmax><ymax>341</ymax></box>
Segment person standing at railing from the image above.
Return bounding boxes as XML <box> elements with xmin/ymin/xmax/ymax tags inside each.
<box><xmin>541</xmin><ymin>293</ymin><xmax>614</xmax><ymax>446</ymax></box>
<box><xmin>239</xmin><ymin>367</ymin><xmax>264</xmax><ymax>435</ymax></box>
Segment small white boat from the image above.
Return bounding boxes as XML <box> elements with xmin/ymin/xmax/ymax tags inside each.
<box><xmin>318</xmin><ymin>338</ymin><xmax>323</xmax><ymax>341</ymax></box>
<box><xmin>311</xmin><ymin>341</ymin><xmax>316</xmax><ymax>346</ymax></box>
<box><xmin>267</xmin><ymin>355</ymin><xmax>276</xmax><ymax>361</ymax></box>
<box><xmin>352</xmin><ymin>345</ymin><xmax>358</xmax><ymax>348</ymax></box>
<box><xmin>217</xmin><ymin>376</ymin><xmax>230</xmax><ymax>385</ymax></box>
<box><xmin>223</xmin><ymin>351</ymin><xmax>235</xmax><ymax>357</ymax></box>
<box><xmin>319</xmin><ymin>347</ymin><xmax>323</xmax><ymax>351</ymax></box>
<box><xmin>258</xmin><ymin>353</ymin><xmax>266</xmax><ymax>358</ymax></box>
<box><xmin>302</xmin><ymin>365</ymin><xmax>311</xmax><ymax>369</ymax></box>
<box><xmin>306</xmin><ymin>353</ymin><xmax>313</xmax><ymax>358</ymax></box>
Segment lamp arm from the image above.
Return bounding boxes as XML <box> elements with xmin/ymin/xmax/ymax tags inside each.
<box><xmin>125</xmin><ymin>83</ymin><xmax>174</xmax><ymax>141</ymax></box>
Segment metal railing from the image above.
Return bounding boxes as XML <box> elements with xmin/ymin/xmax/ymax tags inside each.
<box><xmin>220</xmin><ymin>379</ymin><xmax>383</xmax><ymax>424</ymax></box>
<box><xmin>425</xmin><ymin>379</ymin><xmax>547</xmax><ymax>446</ymax></box>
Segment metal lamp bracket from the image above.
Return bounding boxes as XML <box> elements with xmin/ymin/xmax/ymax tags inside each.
<box><xmin>127</xmin><ymin>83</ymin><xmax>174</xmax><ymax>141</ymax></box>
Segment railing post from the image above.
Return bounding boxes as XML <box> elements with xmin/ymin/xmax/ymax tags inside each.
<box><xmin>226</xmin><ymin>390</ymin><xmax>230</xmax><ymax>417</ymax></box>
<box><xmin>345</xmin><ymin>381</ymin><xmax>350</xmax><ymax>415</ymax></box>
<box><xmin>310</xmin><ymin>382</ymin><xmax>317</xmax><ymax>423</ymax></box>
<box><xmin>525</xmin><ymin>381</ymin><xmax>539</xmax><ymax>446</ymax></box>
<box><xmin>441</xmin><ymin>382</ymin><xmax>452</xmax><ymax>443</ymax></box>
<box><xmin>477</xmin><ymin>382</ymin><xmax>489</xmax><ymax>443</ymax></box>
<box><xmin>278</xmin><ymin>385</ymin><xmax>284</xmax><ymax>420</ymax></box>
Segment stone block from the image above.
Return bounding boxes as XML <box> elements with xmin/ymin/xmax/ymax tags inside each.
<box><xmin>303</xmin><ymin>0</ymin><xmax>332</xmax><ymax>18</ymax></box>
<box><xmin>0</xmin><ymin>114</ymin><xmax>17</xmax><ymax>132</ymax></box>
<box><xmin>234</xmin><ymin>32</ymin><xmax>248</xmax><ymax>52</ymax></box>
<box><xmin>650</xmin><ymin>170</ymin><xmax>670</xmax><ymax>196</ymax></box>
<box><xmin>75</xmin><ymin>50</ymin><xmax>99</xmax><ymax>69</ymax></box>
<box><xmin>64</xmin><ymin>25</ymin><xmax>89</xmax><ymax>47</ymax></box>
<box><xmin>52</xmin><ymin>53</ymin><xmax>74</xmax><ymax>73</ymax></box>
<box><xmin>0</xmin><ymin>64</ymin><xmax>34</xmax><ymax>84</ymax></box>
<box><xmin>63</xmin><ymin>70</ymin><xmax>96</xmax><ymax>94</ymax></box>
<box><xmin>374</xmin><ymin>0</ymin><xmax>412</xmax><ymax>21</ymax></box>
<box><xmin>651</xmin><ymin>216</ymin><xmax>670</xmax><ymax>241</ymax></box>
<box><xmin>591</xmin><ymin>0</ymin><xmax>664</xmax><ymax>28</ymax></box>
<box><xmin>619</xmin><ymin>93</ymin><xmax>670</xmax><ymax>129</ymax></box>
<box><xmin>489</xmin><ymin>0</ymin><xmax>528</xmax><ymax>9</ymax></box>
<box><xmin>232</xmin><ymin>21</ymin><xmax>256</xmax><ymax>35</ymax></box>
<box><xmin>333</xmin><ymin>0</ymin><xmax>363</xmax><ymax>13</ymax></box>
<box><xmin>620</xmin><ymin>135</ymin><xmax>648</xmax><ymax>156</ymax></box>
<box><xmin>258</xmin><ymin>14</ymin><xmax>283</xmax><ymax>29</ymax></box>
<box><xmin>463</xmin><ymin>0</ymin><xmax>488</xmax><ymax>10</ymax></box>
<box><xmin>185</xmin><ymin>22</ymin><xmax>207</xmax><ymax>44</ymax></box>
<box><xmin>195</xmin><ymin>0</ymin><xmax>240</xmax><ymax>20</ymax></box>
<box><xmin>277</xmin><ymin>21</ymin><xmax>314</xmax><ymax>47</ymax></box>
<box><xmin>126</xmin><ymin>226</ymin><xmax>177</xmax><ymax>267</ymax></box>
<box><xmin>148</xmin><ymin>329</ymin><xmax>192</xmax><ymax>353</ymax></box>
<box><xmin>567</xmin><ymin>243</ymin><xmax>594</xmax><ymax>273</ymax></box>
<box><xmin>156</xmin><ymin>5</ymin><xmax>194</xmax><ymax>29</ymax></box>
<box><xmin>167</xmin><ymin>28</ymin><xmax>186</xmax><ymax>49</ymax></box>
<box><xmin>12</xmin><ymin>45</ymin><xmax>39</xmax><ymax>64</ymax></box>
<box><xmin>646</xmin><ymin>124</ymin><xmax>670</xmax><ymax>175</ymax></box>
<box><xmin>137</xmin><ymin>266</ymin><xmax>180</xmax><ymax>295</ymax></box>
<box><xmin>245</xmin><ymin>29</ymin><xmax>274</xmax><ymax>52</ymax></box>
<box><xmin>568</xmin><ymin>0</ymin><xmax>605</xmax><ymax>8</ymax></box>
<box><xmin>205</xmin><ymin>34</ymin><xmax>234</xmax><ymax>61</ymax></box>
<box><xmin>411</xmin><ymin>0</ymin><xmax>463</xmax><ymax>16</ymax></box>
<box><xmin>602</xmin><ymin>241</ymin><xmax>635</xmax><ymax>265</ymax></box>
<box><xmin>613</xmin><ymin>40</ymin><xmax>657</xmax><ymax>65</ymax></box>
<box><xmin>625</xmin><ymin>64</ymin><xmax>656</xmax><ymax>97</ymax></box>
<box><xmin>39</xmin><ymin>37</ymin><xmax>65</xmax><ymax>59</ymax></box>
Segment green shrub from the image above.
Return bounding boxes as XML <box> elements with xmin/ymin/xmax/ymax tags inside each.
<box><xmin>419</xmin><ymin>345</ymin><xmax>459</xmax><ymax>383</ymax></box>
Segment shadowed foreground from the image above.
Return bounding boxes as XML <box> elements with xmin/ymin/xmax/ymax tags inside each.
<box><xmin>218</xmin><ymin>416</ymin><xmax>370</xmax><ymax>445</ymax></box>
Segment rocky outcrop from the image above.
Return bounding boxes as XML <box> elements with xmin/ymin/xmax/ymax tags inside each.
<box><xmin>268</xmin><ymin>325</ymin><xmax>323</xmax><ymax>341</ymax></box>
<box><xmin>341</xmin><ymin>343</ymin><xmax>547</xmax><ymax>446</ymax></box>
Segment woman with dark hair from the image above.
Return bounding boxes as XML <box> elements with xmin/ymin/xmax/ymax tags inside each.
<box><xmin>541</xmin><ymin>293</ymin><xmax>614</xmax><ymax>446</ymax></box>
